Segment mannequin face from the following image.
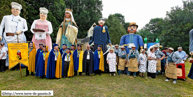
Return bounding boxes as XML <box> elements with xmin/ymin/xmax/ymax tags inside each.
<box><xmin>40</xmin><ymin>12</ymin><xmax>47</xmax><ymax>20</ymax></box>
<box><xmin>128</xmin><ymin>26</ymin><xmax>137</xmax><ymax>33</ymax></box>
<box><xmin>11</xmin><ymin>8</ymin><xmax>20</xmax><ymax>16</ymax></box>
<box><xmin>98</xmin><ymin>20</ymin><xmax>105</xmax><ymax>25</ymax></box>
<box><xmin>65</xmin><ymin>12</ymin><xmax>71</xmax><ymax>18</ymax></box>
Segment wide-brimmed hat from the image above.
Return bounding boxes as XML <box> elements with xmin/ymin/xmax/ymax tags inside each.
<box><xmin>131</xmin><ymin>44</ymin><xmax>136</xmax><ymax>48</ymax></box>
<box><xmin>109</xmin><ymin>48</ymin><xmax>114</xmax><ymax>52</ymax></box>
<box><xmin>120</xmin><ymin>46</ymin><xmax>125</xmax><ymax>49</ymax></box>
<box><xmin>168</xmin><ymin>47</ymin><xmax>174</xmax><ymax>51</ymax></box>
<box><xmin>128</xmin><ymin>22</ymin><xmax>138</xmax><ymax>28</ymax></box>
<box><xmin>115</xmin><ymin>44</ymin><xmax>119</xmax><ymax>47</ymax></box>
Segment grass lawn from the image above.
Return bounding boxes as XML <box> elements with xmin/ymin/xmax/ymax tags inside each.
<box><xmin>0</xmin><ymin>62</ymin><xmax>193</xmax><ymax>97</ymax></box>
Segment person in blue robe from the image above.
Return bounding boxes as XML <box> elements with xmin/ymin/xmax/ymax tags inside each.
<box><xmin>60</xmin><ymin>44</ymin><xmax>67</xmax><ymax>58</ymax></box>
<box><xmin>62</xmin><ymin>48</ymin><xmax>71</xmax><ymax>78</ymax></box>
<box><xmin>73</xmin><ymin>44</ymin><xmax>82</xmax><ymax>76</ymax></box>
<box><xmin>35</xmin><ymin>43</ymin><xmax>43</xmax><ymax>75</ymax></box>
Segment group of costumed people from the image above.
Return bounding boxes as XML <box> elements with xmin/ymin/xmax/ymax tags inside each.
<box><xmin>0</xmin><ymin>2</ymin><xmax>193</xmax><ymax>84</ymax></box>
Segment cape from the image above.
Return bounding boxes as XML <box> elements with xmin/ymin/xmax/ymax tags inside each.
<box><xmin>46</xmin><ymin>50</ymin><xmax>62</xmax><ymax>79</ymax></box>
<box><xmin>28</xmin><ymin>43</ymin><xmax>36</xmax><ymax>72</ymax></box>
<box><xmin>83</xmin><ymin>50</ymin><xmax>94</xmax><ymax>74</ymax></box>
<box><xmin>73</xmin><ymin>49</ymin><xmax>84</xmax><ymax>72</ymax></box>
<box><xmin>36</xmin><ymin>51</ymin><xmax>49</xmax><ymax>77</ymax></box>
<box><xmin>35</xmin><ymin>49</ymin><xmax>42</xmax><ymax>72</ymax></box>
<box><xmin>94</xmin><ymin>50</ymin><xmax>104</xmax><ymax>71</ymax></box>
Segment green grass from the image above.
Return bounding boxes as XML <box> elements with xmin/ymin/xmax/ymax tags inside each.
<box><xmin>0</xmin><ymin>62</ymin><xmax>193</xmax><ymax>97</ymax></box>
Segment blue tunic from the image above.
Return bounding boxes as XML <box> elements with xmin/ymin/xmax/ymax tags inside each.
<box><xmin>46</xmin><ymin>50</ymin><xmax>56</xmax><ymax>79</ymax></box>
<box><xmin>36</xmin><ymin>51</ymin><xmax>46</xmax><ymax>77</ymax></box>
<box><xmin>73</xmin><ymin>49</ymin><xmax>79</xmax><ymax>71</ymax></box>
<box><xmin>89</xmin><ymin>26</ymin><xmax>111</xmax><ymax>45</ymax></box>
<box><xmin>119</xmin><ymin>34</ymin><xmax>144</xmax><ymax>54</ymax></box>
<box><xmin>94</xmin><ymin>50</ymin><xmax>100</xmax><ymax>71</ymax></box>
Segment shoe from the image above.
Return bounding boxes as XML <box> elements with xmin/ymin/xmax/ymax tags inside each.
<box><xmin>173</xmin><ymin>80</ymin><xmax>177</xmax><ymax>84</ymax></box>
<box><xmin>165</xmin><ymin>79</ymin><xmax>169</xmax><ymax>82</ymax></box>
<box><xmin>127</xmin><ymin>74</ymin><xmax>130</xmax><ymax>76</ymax></box>
<box><xmin>113</xmin><ymin>73</ymin><xmax>116</xmax><ymax>76</ymax></box>
<box><xmin>133</xmin><ymin>75</ymin><xmax>136</xmax><ymax>78</ymax></box>
<box><xmin>110</xmin><ymin>74</ymin><xmax>111</xmax><ymax>76</ymax></box>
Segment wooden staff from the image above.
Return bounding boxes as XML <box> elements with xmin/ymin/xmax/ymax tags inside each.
<box><xmin>17</xmin><ymin>35</ymin><xmax>22</xmax><ymax>77</ymax></box>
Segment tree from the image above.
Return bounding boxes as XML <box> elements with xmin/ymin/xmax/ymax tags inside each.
<box><xmin>105</xmin><ymin>15</ymin><xmax>127</xmax><ymax>44</ymax></box>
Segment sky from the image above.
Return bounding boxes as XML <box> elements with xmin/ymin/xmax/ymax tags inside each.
<box><xmin>102</xmin><ymin>0</ymin><xmax>184</xmax><ymax>30</ymax></box>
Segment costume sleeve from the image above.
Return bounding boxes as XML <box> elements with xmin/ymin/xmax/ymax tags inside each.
<box><xmin>30</xmin><ymin>20</ymin><xmax>37</xmax><ymax>34</ymax></box>
<box><xmin>46</xmin><ymin>21</ymin><xmax>53</xmax><ymax>35</ymax></box>
<box><xmin>106</xmin><ymin>53</ymin><xmax>109</xmax><ymax>61</ymax></box>
<box><xmin>138</xmin><ymin>35</ymin><xmax>144</xmax><ymax>47</ymax></box>
<box><xmin>21</xmin><ymin>19</ymin><xmax>28</xmax><ymax>32</ymax></box>
<box><xmin>106</xmin><ymin>26</ymin><xmax>111</xmax><ymax>44</ymax></box>
<box><xmin>158</xmin><ymin>50</ymin><xmax>165</xmax><ymax>57</ymax></box>
<box><xmin>0</xmin><ymin>16</ymin><xmax>5</xmax><ymax>36</ymax></box>
<box><xmin>89</xmin><ymin>27</ymin><xmax>95</xmax><ymax>45</ymax></box>
<box><xmin>119</xmin><ymin>35</ymin><xmax>125</xmax><ymax>46</ymax></box>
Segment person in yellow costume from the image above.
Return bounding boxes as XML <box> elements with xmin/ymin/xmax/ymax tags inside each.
<box><xmin>46</xmin><ymin>44</ymin><xmax>62</xmax><ymax>79</ymax></box>
<box><xmin>94</xmin><ymin>45</ymin><xmax>104</xmax><ymax>75</ymax></box>
<box><xmin>26</xmin><ymin>42</ymin><xmax>36</xmax><ymax>76</ymax></box>
<box><xmin>36</xmin><ymin>45</ymin><xmax>49</xmax><ymax>79</ymax></box>
<box><xmin>56</xmin><ymin>8</ymin><xmax>78</xmax><ymax>48</ymax></box>
<box><xmin>73</xmin><ymin>44</ymin><xmax>83</xmax><ymax>76</ymax></box>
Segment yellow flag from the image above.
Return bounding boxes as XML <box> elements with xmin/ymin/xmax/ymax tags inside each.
<box><xmin>8</xmin><ymin>43</ymin><xmax>29</xmax><ymax>69</ymax></box>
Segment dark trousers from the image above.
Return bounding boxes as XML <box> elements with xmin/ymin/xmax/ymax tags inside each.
<box><xmin>25</xmin><ymin>67</ymin><xmax>34</xmax><ymax>76</ymax></box>
<box><xmin>148</xmin><ymin>72</ymin><xmax>156</xmax><ymax>78</ymax></box>
<box><xmin>0</xmin><ymin>59</ymin><xmax>6</xmax><ymax>72</ymax></box>
<box><xmin>64</xmin><ymin>61</ymin><xmax>70</xmax><ymax>77</ymax></box>
<box><xmin>11</xmin><ymin>63</ymin><xmax>20</xmax><ymax>70</ymax></box>
<box><xmin>74</xmin><ymin>71</ymin><xmax>82</xmax><ymax>76</ymax></box>
<box><xmin>86</xmin><ymin>59</ymin><xmax>90</xmax><ymax>75</ymax></box>
<box><xmin>95</xmin><ymin>70</ymin><xmax>101</xmax><ymax>75</ymax></box>
<box><xmin>161</xmin><ymin>59</ymin><xmax>166</xmax><ymax>73</ymax></box>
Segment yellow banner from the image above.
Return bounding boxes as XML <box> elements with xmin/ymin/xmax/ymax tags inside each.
<box><xmin>8</xmin><ymin>43</ymin><xmax>29</xmax><ymax>69</ymax></box>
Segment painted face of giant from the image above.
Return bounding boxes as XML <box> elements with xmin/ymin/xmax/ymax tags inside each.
<box><xmin>40</xmin><ymin>12</ymin><xmax>47</xmax><ymax>20</ymax></box>
<box><xmin>11</xmin><ymin>8</ymin><xmax>20</xmax><ymax>16</ymax></box>
<box><xmin>128</xmin><ymin>26</ymin><xmax>137</xmax><ymax>34</ymax></box>
<box><xmin>98</xmin><ymin>20</ymin><xmax>105</xmax><ymax>26</ymax></box>
<box><xmin>65</xmin><ymin>12</ymin><xmax>71</xmax><ymax>18</ymax></box>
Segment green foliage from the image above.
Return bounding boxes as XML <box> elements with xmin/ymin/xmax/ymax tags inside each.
<box><xmin>105</xmin><ymin>14</ymin><xmax>127</xmax><ymax>44</ymax></box>
<box><xmin>137</xmin><ymin>0</ymin><xmax>193</xmax><ymax>53</ymax></box>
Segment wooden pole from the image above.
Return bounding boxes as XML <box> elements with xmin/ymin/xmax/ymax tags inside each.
<box><xmin>19</xmin><ymin>62</ymin><xmax>22</xmax><ymax>77</ymax></box>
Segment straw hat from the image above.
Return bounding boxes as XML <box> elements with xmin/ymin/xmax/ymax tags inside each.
<box><xmin>120</xmin><ymin>46</ymin><xmax>125</xmax><ymax>49</ymax></box>
<box><xmin>168</xmin><ymin>47</ymin><xmax>174</xmax><ymax>51</ymax></box>
<box><xmin>109</xmin><ymin>48</ymin><xmax>114</xmax><ymax>52</ymax></box>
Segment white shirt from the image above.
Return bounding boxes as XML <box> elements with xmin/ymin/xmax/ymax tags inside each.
<box><xmin>0</xmin><ymin>14</ymin><xmax>28</xmax><ymax>42</ymax></box>
<box><xmin>0</xmin><ymin>48</ymin><xmax>6</xmax><ymax>59</ymax></box>
<box><xmin>87</xmin><ymin>50</ymin><xmax>90</xmax><ymax>59</ymax></box>
<box><xmin>2</xmin><ymin>46</ymin><xmax>8</xmax><ymax>59</ymax></box>
<box><xmin>64</xmin><ymin>54</ymin><xmax>70</xmax><ymax>61</ymax></box>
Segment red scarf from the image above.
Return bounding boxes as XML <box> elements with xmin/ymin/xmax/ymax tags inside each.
<box><xmin>98</xmin><ymin>25</ymin><xmax>103</xmax><ymax>27</ymax></box>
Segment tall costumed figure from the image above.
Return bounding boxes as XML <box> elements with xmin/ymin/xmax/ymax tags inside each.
<box><xmin>0</xmin><ymin>2</ymin><xmax>28</xmax><ymax>68</ymax></box>
<box><xmin>31</xmin><ymin>7</ymin><xmax>53</xmax><ymax>51</ymax></box>
<box><xmin>56</xmin><ymin>8</ymin><xmax>78</xmax><ymax>48</ymax></box>
<box><xmin>89</xmin><ymin>18</ymin><xmax>111</xmax><ymax>72</ymax></box>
